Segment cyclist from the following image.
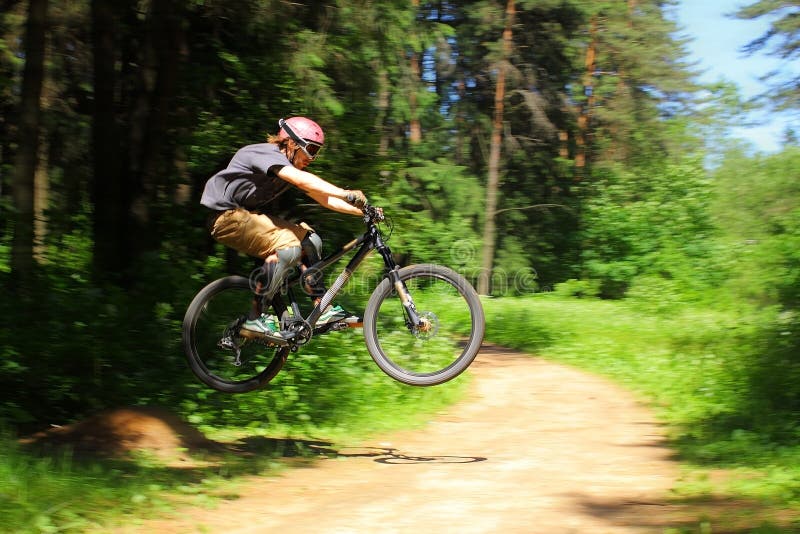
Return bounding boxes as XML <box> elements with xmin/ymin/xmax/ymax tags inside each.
<box><xmin>200</xmin><ymin>117</ymin><xmax>366</xmax><ymax>342</ymax></box>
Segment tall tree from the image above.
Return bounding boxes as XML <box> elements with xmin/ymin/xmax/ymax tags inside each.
<box><xmin>88</xmin><ymin>0</ymin><xmax>188</xmax><ymax>280</ymax></box>
<box><xmin>0</xmin><ymin>2</ymin><xmax>24</xmax><ymax>217</ymax></box>
<box><xmin>575</xmin><ymin>14</ymin><xmax>597</xmax><ymax>174</ymax></box>
<box><xmin>11</xmin><ymin>0</ymin><xmax>48</xmax><ymax>288</ymax></box>
<box><xmin>574</xmin><ymin>0</ymin><xmax>696</xmax><ymax>167</ymax></box>
<box><xmin>477</xmin><ymin>0</ymin><xmax>514</xmax><ymax>296</ymax></box>
<box><xmin>409</xmin><ymin>0</ymin><xmax>422</xmax><ymax>143</ymax></box>
<box><xmin>90</xmin><ymin>0</ymin><xmax>126</xmax><ymax>279</ymax></box>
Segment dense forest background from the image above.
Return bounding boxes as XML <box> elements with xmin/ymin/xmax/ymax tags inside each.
<box><xmin>0</xmin><ymin>0</ymin><xmax>798</xmax><ymax>436</ymax></box>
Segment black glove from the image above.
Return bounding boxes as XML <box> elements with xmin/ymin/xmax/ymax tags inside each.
<box><xmin>345</xmin><ymin>190</ymin><xmax>367</xmax><ymax>209</ymax></box>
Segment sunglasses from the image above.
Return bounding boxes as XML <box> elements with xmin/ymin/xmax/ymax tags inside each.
<box><xmin>279</xmin><ymin>118</ymin><xmax>322</xmax><ymax>161</ymax></box>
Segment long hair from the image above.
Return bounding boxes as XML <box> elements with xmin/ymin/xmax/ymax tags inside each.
<box><xmin>267</xmin><ymin>134</ymin><xmax>296</xmax><ymax>150</ymax></box>
<box><xmin>267</xmin><ymin>134</ymin><xmax>305</xmax><ymax>162</ymax></box>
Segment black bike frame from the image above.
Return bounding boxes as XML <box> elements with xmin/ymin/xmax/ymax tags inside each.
<box><xmin>281</xmin><ymin>221</ymin><xmax>422</xmax><ymax>329</ymax></box>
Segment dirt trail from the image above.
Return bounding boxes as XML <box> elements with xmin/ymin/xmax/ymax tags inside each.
<box><xmin>130</xmin><ymin>345</ymin><xmax>685</xmax><ymax>533</ymax></box>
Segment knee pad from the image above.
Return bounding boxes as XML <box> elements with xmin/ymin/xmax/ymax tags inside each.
<box><xmin>301</xmin><ymin>232</ymin><xmax>326</xmax><ymax>297</ymax></box>
<box><xmin>277</xmin><ymin>245</ymin><xmax>302</xmax><ymax>266</ymax></box>
<box><xmin>251</xmin><ymin>246</ymin><xmax>301</xmax><ymax>299</ymax></box>
<box><xmin>301</xmin><ymin>232</ymin><xmax>323</xmax><ymax>264</ymax></box>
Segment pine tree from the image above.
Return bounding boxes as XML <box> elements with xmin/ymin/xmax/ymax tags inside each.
<box><xmin>569</xmin><ymin>0</ymin><xmax>697</xmax><ymax>168</ymax></box>
<box><xmin>736</xmin><ymin>0</ymin><xmax>800</xmax><ymax>112</ymax></box>
<box><xmin>478</xmin><ymin>0</ymin><xmax>514</xmax><ymax>296</ymax></box>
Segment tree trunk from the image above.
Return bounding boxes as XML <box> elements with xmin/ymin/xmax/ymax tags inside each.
<box><xmin>455</xmin><ymin>78</ymin><xmax>466</xmax><ymax>165</ymax></box>
<box><xmin>34</xmin><ymin>135</ymin><xmax>49</xmax><ymax>262</ymax></box>
<box><xmin>90</xmin><ymin>0</ymin><xmax>126</xmax><ymax>280</ymax></box>
<box><xmin>477</xmin><ymin>0</ymin><xmax>514</xmax><ymax>296</ymax></box>
<box><xmin>11</xmin><ymin>0</ymin><xmax>48</xmax><ymax>289</ymax></box>
<box><xmin>409</xmin><ymin>0</ymin><xmax>421</xmax><ymax>144</ymax></box>
<box><xmin>376</xmin><ymin>66</ymin><xmax>391</xmax><ymax>156</ymax></box>
<box><xmin>575</xmin><ymin>15</ymin><xmax>597</xmax><ymax>176</ymax></box>
<box><xmin>409</xmin><ymin>57</ymin><xmax>422</xmax><ymax>143</ymax></box>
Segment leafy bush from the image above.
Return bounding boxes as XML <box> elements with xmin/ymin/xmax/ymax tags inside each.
<box><xmin>712</xmin><ymin>147</ymin><xmax>800</xmax><ymax>311</ymax></box>
<box><xmin>581</xmin><ymin>159</ymin><xmax>721</xmax><ymax>298</ymax></box>
<box><xmin>553</xmin><ymin>278</ymin><xmax>599</xmax><ymax>298</ymax></box>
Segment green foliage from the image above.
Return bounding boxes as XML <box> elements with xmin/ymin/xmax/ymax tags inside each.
<box><xmin>373</xmin><ymin>160</ymin><xmax>484</xmax><ymax>271</ymax></box>
<box><xmin>553</xmin><ymin>278</ymin><xmax>599</xmax><ymax>298</ymax></box>
<box><xmin>712</xmin><ymin>147</ymin><xmax>800</xmax><ymax>309</ymax></box>
<box><xmin>581</xmin><ymin>158</ymin><xmax>721</xmax><ymax>299</ymax></box>
<box><xmin>180</xmin><ymin>328</ymin><xmax>466</xmax><ymax>436</ymax></box>
<box><xmin>492</xmin><ymin>235</ymin><xmax>541</xmax><ymax>295</ymax></box>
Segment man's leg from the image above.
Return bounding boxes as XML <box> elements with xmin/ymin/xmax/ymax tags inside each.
<box><xmin>209</xmin><ymin>210</ymin><xmax>305</xmax><ymax>339</ymax></box>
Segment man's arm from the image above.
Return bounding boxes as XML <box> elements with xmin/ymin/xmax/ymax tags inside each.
<box><xmin>277</xmin><ymin>166</ymin><xmax>364</xmax><ymax>216</ymax></box>
<box><xmin>306</xmin><ymin>191</ymin><xmax>363</xmax><ymax>215</ymax></box>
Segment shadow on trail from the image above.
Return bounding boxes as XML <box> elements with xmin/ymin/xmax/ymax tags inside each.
<box><xmin>575</xmin><ymin>493</ymin><xmax>797</xmax><ymax>533</ymax></box>
<box><xmin>333</xmin><ymin>446</ymin><xmax>487</xmax><ymax>465</ymax></box>
<box><xmin>235</xmin><ymin>437</ymin><xmax>486</xmax><ymax>465</ymax></box>
<box><xmin>233</xmin><ymin>436</ymin><xmax>334</xmax><ymax>458</ymax></box>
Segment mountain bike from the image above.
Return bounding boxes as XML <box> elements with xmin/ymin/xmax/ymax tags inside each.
<box><xmin>182</xmin><ymin>205</ymin><xmax>485</xmax><ymax>393</ymax></box>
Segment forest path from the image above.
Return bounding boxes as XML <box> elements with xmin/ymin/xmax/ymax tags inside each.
<box><xmin>127</xmin><ymin>345</ymin><xmax>688</xmax><ymax>533</ymax></box>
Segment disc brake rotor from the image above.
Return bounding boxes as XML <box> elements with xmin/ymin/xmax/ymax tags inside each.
<box><xmin>414</xmin><ymin>311</ymin><xmax>440</xmax><ymax>340</ymax></box>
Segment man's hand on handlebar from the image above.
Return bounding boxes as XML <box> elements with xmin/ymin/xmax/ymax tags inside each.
<box><xmin>344</xmin><ymin>190</ymin><xmax>367</xmax><ymax>209</ymax></box>
<box><xmin>343</xmin><ymin>190</ymin><xmax>384</xmax><ymax>222</ymax></box>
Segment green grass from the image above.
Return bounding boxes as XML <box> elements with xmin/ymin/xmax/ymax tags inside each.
<box><xmin>0</xmin><ymin>428</ymin><xmax>346</xmax><ymax>533</ymax></box>
<box><xmin>485</xmin><ymin>297</ymin><xmax>744</xmax><ymax>423</ymax></box>
<box><xmin>1</xmin><ymin>436</ymin><xmax>196</xmax><ymax>532</ymax></box>
<box><xmin>0</xmin><ymin>326</ymin><xmax>469</xmax><ymax>533</ymax></box>
<box><xmin>483</xmin><ymin>294</ymin><xmax>800</xmax><ymax>531</ymax></box>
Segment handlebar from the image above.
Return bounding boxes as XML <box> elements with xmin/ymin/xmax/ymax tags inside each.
<box><xmin>343</xmin><ymin>192</ymin><xmax>384</xmax><ymax>224</ymax></box>
<box><xmin>362</xmin><ymin>204</ymin><xmax>385</xmax><ymax>224</ymax></box>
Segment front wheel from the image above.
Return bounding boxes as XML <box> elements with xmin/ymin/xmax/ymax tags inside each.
<box><xmin>182</xmin><ymin>276</ymin><xmax>289</xmax><ymax>393</ymax></box>
<box><xmin>363</xmin><ymin>264</ymin><xmax>485</xmax><ymax>386</ymax></box>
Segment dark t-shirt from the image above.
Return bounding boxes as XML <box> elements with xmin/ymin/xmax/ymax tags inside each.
<box><xmin>200</xmin><ymin>143</ymin><xmax>293</xmax><ymax>211</ymax></box>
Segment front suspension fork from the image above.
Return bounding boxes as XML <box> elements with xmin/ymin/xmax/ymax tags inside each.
<box><xmin>388</xmin><ymin>268</ymin><xmax>423</xmax><ymax>328</ymax></box>
<box><xmin>376</xmin><ymin>233</ymin><xmax>424</xmax><ymax>330</ymax></box>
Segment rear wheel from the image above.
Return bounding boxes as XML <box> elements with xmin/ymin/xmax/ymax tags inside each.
<box><xmin>182</xmin><ymin>276</ymin><xmax>288</xmax><ymax>393</ymax></box>
<box><xmin>363</xmin><ymin>264</ymin><xmax>485</xmax><ymax>386</ymax></box>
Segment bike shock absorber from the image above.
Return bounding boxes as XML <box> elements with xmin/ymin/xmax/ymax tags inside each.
<box><xmin>390</xmin><ymin>269</ymin><xmax>423</xmax><ymax>327</ymax></box>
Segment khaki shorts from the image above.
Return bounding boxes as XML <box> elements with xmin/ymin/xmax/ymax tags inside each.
<box><xmin>210</xmin><ymin>208</ymin><xmax>311</xmax><ymax>258</ymax></box>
